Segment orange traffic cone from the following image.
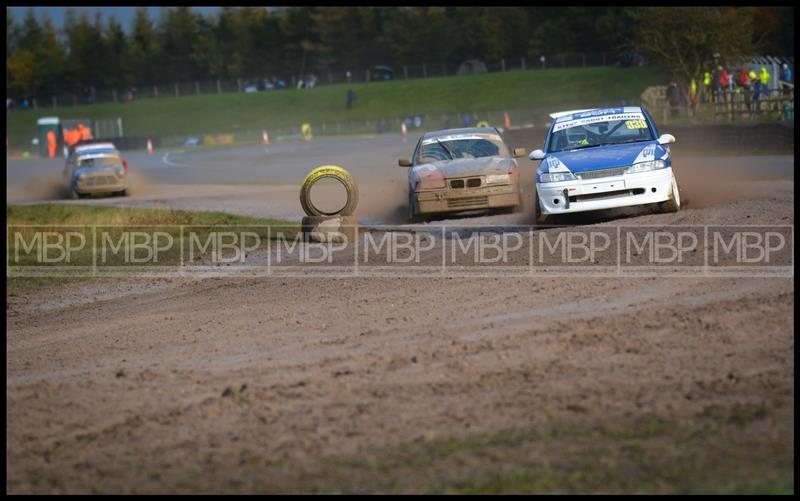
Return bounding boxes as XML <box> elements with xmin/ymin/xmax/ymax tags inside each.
<box><xmin>262</xmin><ymin>129</ymin><xmax>271</xmax><ymax>145</ymax></box>
<box><xmin>147</xmin><ymin>138</ymin><xmax>153</xmax><ymax>154</ymax></box>
<box><xmin>504</xmin><ymin>112</ymin><xmax>511</xmax><ymax>129</ymax></box>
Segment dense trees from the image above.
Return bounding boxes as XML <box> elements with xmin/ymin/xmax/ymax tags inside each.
<box><xmin>627</xmin><ymin>7</ymin><xmax>756</xmax><ymax>87</ymax></box>
<box><xmin>5</xmin><ymin>6</ymin><xmax>794</xmax><ymax>101</ymax></box>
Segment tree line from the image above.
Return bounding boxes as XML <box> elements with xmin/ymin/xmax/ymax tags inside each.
<box><xmin>6</xmin><ymin>6</ymin><xmax>793</xmax><ymax>100</ymax></box>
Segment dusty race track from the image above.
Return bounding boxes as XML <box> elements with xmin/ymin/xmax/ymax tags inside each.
<box><xmin>5</xmin><ymin>133</ymin><xmax>795</xmax><ymax>224</ymax></box>
<box><xmin>5</xmin><ymin>134</ymin><xmax>795</xmax><ymax>493</ymax></box>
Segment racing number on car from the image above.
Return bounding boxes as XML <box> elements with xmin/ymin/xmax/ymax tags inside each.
<box><xmin>625</xmin><ymin>119</ymin><xmax>648</xmax><ymax>129</ymax></box>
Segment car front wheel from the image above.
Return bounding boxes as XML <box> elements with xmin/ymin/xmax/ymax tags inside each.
<box><xmin>408</xmin><ymin>192</ymin><xmax>424</xmax><ymax>223</ymax></box>
<box><xmin>657</xmin><ymin>175</ymin><xmax>681</xmax><ymax>213</ymax></box>
<box><xmin>534</xmin><ymin>191</ymin><xmax>549</xmax><ymax>226</ymax></box>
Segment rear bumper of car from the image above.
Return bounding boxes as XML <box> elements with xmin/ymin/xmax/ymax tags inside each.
<box><xmin>537</xmin><ymin>167</ymin><xmax>674</xmax><ymax>215</ymax></box>
<box><xmin>75</xmin><ymin>173</ymin><xmax>129</xmax><ymax>194</ymax></box>
<box><xmin>415</xmin><ymin>183</ymin><xmax>520</xmax><ymax>214</ymax></box>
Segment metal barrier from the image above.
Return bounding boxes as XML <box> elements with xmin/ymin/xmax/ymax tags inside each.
<box><xmin>711</xmin><ymin>88</ymin><xmax>794</xmax><ymax>123</ymax></box>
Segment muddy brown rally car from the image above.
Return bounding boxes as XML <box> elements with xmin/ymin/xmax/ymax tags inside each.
<box><xmin>399</xmin><ymin>127</ymin><xmax>526</xmax><ymax>222</ymax></box>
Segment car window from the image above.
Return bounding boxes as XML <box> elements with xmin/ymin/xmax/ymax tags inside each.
<box><xmin>78</xmin><ymin>156</ymin><xmax>123</xmax><ymax>168</ymax></box>
<box><xmin>548</xmin><ymin>117</ymin><xmax>654</xmax><ymax>153</ymax></box>
<box><xmin>417</xmin><ymin>135</ymin><xmax>509</xmax><ymax>163</ymax></box>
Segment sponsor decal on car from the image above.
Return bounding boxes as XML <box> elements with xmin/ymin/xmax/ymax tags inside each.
<box><xmin>632</xmin><ymin>144</ymin><xmax>657</xmax><ymax>164</ymax></box>
<box><xmin>421</xmin><ymin>134</ymin><xmax>498</xmax><ymax>145</ymax></box>
<box><xmin>546</xmin><ymin>156</ymin><xmax>571</xmax><ymax>173</ymax></box>
<box><xmin>553</xmin><ymin>113</ymin><xmax>646</xmax><ymax>132</ymax></box>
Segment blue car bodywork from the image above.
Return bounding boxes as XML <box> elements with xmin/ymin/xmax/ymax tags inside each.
<box><xmin>532</xmin><ymin>106</ymin><xmax>681</xmax><ymax>221</ymax></box>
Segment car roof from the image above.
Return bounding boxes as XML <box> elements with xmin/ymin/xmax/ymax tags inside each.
<box><xmin>74</xmin><ymin>148</ymin><xmax>119</xmax><ymax>157</ymax></box>
<box><xmin>74</xmin><ymin>143</ymin><xmax>118</xmax><ymax>153</ymax></box>
<box><xmin>77</xmin><ymin>152</ymin><xmax>121</xmax><ymax>161</ymax></box>
<box><xmin>550</xmin><ymin>106</ymin><xmax>644</xmax><ymax>123</ymax></box>
<box><xmin>421</xmin><ymin>127</ymin><xmax>501</xmax><ymax>139</ymax></box>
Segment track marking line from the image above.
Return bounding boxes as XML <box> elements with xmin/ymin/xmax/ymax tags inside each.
<box><xmin>162</xmin><ymin>151</ymin><xmax>189</xmax><ymax>167</ymax></box>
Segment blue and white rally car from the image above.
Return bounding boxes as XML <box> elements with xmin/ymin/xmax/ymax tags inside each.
<box><xmin>529</xmin><ymin>107</ymin><xmax>680</xmax><ymax>223</ymax></box>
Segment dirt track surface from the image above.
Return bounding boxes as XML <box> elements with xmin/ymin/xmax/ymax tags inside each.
<box><xmin>5</xmin><ymin>134</ymin><xmax>795</xmax><ymax>225</ymax></box>
<box><xmin>5</xmin><ymin>136</ymin><xmax>795</xmax><ymax>492</ymax></box>
<box><xmin>6</xmin><ymin>179</ymin><xmax>795</xmax><ymax>493</ymax></box>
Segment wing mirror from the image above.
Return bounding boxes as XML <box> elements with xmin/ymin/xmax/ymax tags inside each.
<box><xmin>657</xmin><ymin>134</ymin><xmax>675</xmax><ymax>145</ymax></box>
<box><xmin>529</xmin><ymin>149</ymin><xmax>546</xmax><ymax>160</ymax></box>
<box><xmin>398</xmin><ymin>158</ymin><xmax>412</xmax><ymax>167</ymax></box>
<box><xmin>512</xmin><ymin>148</ymin><xmax>527</xmax><ymax>158</ymax></box>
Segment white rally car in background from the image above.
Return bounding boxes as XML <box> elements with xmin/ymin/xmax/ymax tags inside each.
<box><xmin>529</xmin><ymin>106</ymin><xmax>680</xmax><ymax>223</ymax></box>
<box><xmin>63</xmin><ymin>142</ymin><xmax>130</xmax><ymax>199</ymax></box>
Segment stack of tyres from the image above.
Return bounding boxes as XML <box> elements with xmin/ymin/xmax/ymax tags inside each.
<box><xmin>299</xmin><ymin>165</ymin><xmax>358</xmax><ymax>243</ymax></box>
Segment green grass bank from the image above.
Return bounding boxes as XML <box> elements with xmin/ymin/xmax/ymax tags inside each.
<box><xmin>7</xmin><ymin>67</ymin><xmax>667</xmax><ymax>148</ymax></box>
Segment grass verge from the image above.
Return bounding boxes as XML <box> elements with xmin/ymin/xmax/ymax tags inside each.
<box><xmin>6</xmin><ymin>204</ymin><xmax>298</xmax><ymax>292</ymax></box>
<box><xmin>7</xmin><ymin>66</ymin><xmax>668</xmax><ymax>148</ymax></box>
<box><xmin>271</xmin><ymin>404</ymin><xmax>793</xmax><ymax>494</ymax></box>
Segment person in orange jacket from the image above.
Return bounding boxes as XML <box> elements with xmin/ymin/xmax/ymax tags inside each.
<box><xmin>47</xmin><ymin>130</ymin><xmax>57</xmax><ymax>158</ymax></box>
<box><xmin>78</xmin><ymin>123</ymin><xmax>92</xmax><ymax>142</ymax></box>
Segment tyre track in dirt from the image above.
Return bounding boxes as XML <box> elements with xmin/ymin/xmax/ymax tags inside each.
<box><xmin>5</xmin><ymin>142</ymin><xmax>795</xmax><ymax>493</ymax></box>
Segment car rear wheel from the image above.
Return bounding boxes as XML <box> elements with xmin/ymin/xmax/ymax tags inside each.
<box><xmin>116</xmin><ymin>188</ymin><xmax>130</xmax><ymax>197</ymax></box>
<box><xmin>658</xmin><ymin>175</ymin><xmax>681</xmax><ymax>213</ymax></box>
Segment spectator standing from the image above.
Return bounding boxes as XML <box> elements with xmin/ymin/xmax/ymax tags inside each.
<box><xmin>780</xmin><ymin>63</ymin><xmax>793</xmax><ymax>84</ymax></box>
<box><xmin>719</xmin><ymin>68</ymin><xmax>730</xmax><ymax>92</ymax></box>
<box><xmin>688</xmin><ymin>78</ymin><xmax>699</xmax><ymax>116</ymax></box>
<box><xmin>759</xmin><ymin>67</ymin><xmax>771</xmax><ymax>99</ymax></box>
<box><xmin>738</xmin><ymin>67</ymin><xmax>751</xmax><ymax>111</ymax></box>
<box><xmin>47</xmin><ymin>130</ymin><xmax>56</xmax><ymax>158</ymax></box>
<box><xmin>702</xmin><ymin>70</ymin><xmax>712</xmax><ymax>103</ymax></box>
<box><xmin>749</xmin><ymin>70</ymin><xmax>760</xmax><ymax>112</ymax></box>
<box><xmin>738</xmin><ymin>66</ymin><xmax>750</xmax><ymax>88</ymax></box>
<box><xmin>346</xmin><ymin>88</ymin><xmax>357</xmax><ymax>109</ymax></box>
<box><xmin>712</xmin><ymin>66</ymin><xmax>723</xmax><ymax>103</ymax></box>
<box><xmin>719</xmin><ymin>67</ymin><xmax>731</xmax><ymax>111</ymax></box>
<box><xmin>779</xmin><ymin>63</ymin><xmax>793</xmax><ymax>95</ymax></box>
<box><xmin>666</xmin><ymin>80</ymin><xmax>681</xmax><ymax>118</ymax></box>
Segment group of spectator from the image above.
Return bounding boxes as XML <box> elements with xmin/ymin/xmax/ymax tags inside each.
<box><xmin>667</xmin><ymin>62</ymin><xmax>794</xmax><ymax>119</ymax></box>
<box><xmin>699</xmin><ymin>63</ymin><xmax>793</xmax><ymax>110</ymax></box>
